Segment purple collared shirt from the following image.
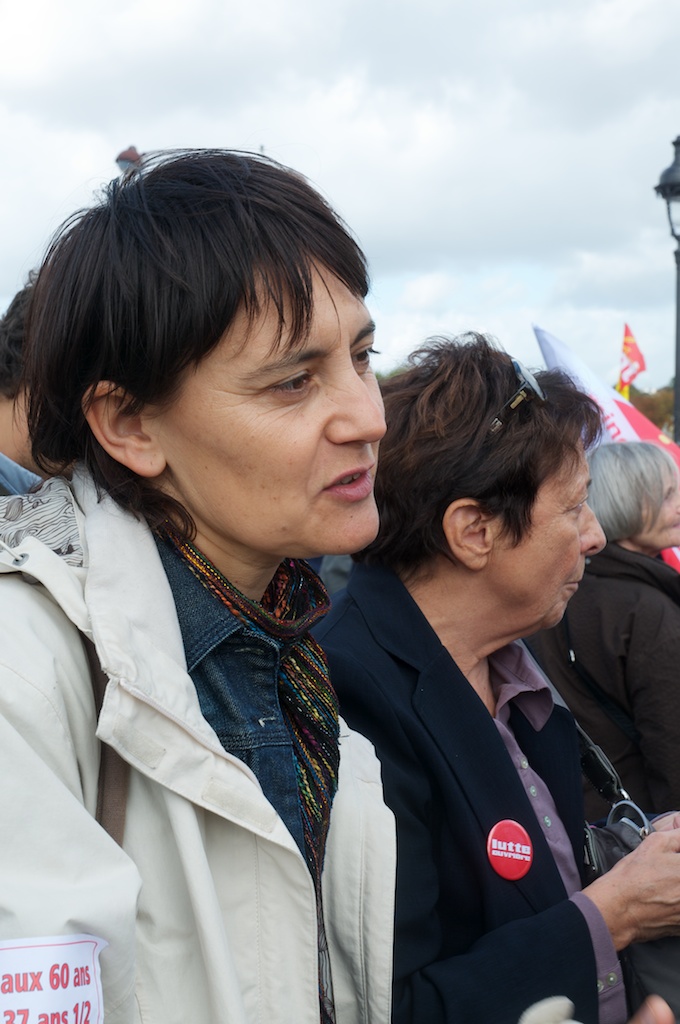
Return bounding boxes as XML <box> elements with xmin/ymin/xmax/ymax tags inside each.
<box><xmin>489</xmin><ymin>643</ymin><xmax>626</xmax><ymax>1024</ymax></box>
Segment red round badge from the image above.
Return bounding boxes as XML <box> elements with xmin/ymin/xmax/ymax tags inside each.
<box><xmin>486</xmin><ymin>819</ymin><xmax>533</xmax><ymax>880</ymax></box>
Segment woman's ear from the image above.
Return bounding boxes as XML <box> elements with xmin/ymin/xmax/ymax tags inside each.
<box><xmin>84</xmin><ymin>382</ymin><xmax>167</xmax><ymax>478</ymax></box>
<box><xmin>442</xmin><ymin>498</ymin><xmax>498</xmax><ymax>570</ymax></box>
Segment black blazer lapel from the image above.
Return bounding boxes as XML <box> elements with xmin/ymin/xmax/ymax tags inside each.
<box><xmin>347</xmin><ymin>561</ymin><xmax>580</xmax><ymax>910</ymax></box>
<box><xmin>413</xmin><ymin>653</ymin><xmax>571</xmax><ymax>912</ymax></box>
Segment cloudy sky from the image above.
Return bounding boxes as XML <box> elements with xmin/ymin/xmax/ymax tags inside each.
<box><xmin>2</xmin><ymin>0</ymin><xmax>680</xmax><ymax>389</ymax></box>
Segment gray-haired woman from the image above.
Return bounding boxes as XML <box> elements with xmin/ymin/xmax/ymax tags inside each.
<box><xmin>530</xmin><ymin>440</ymin><xmax>680</xmax><ymax>819</ymax></box>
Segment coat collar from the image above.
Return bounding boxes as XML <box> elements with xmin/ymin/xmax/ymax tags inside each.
<box><xmin>586</xmin><ymin>541</ymin><xmax>680</xmax><ymax>603</ymax></box>
<box><xmin>346</xmin><ymin>561</ymin><xmax>444</xmax><ymax>670</ymax></box>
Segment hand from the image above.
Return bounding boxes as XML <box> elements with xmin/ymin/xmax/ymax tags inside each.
<box><xmin>629</xmin><ymin>995</ymin><xmax>674</xmax><ymax>1024</ymax></box>
<box><xmin>583</xmin><ymin>829</ymin><xmax>680</xmax><ymax>948</ymax></box>
<box><xmin>651</xmin><ymin>812</ymin><xmax>680</xmax><ymax>832</ymax></box>
<box><xmin>518</xmin><ymin>994</ymin><xmax>673</xmax><ymax>1024</ymax></box>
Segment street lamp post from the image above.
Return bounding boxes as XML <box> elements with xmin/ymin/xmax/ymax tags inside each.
<box><xmin>655</xmin><ymin>136</ymin><xmax>680</xmax><ymax>442</ymax></box>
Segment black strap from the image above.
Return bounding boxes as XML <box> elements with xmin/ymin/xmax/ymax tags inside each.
<box><xmin>82</xmin><ymin>637</ymin><xmax>130</xmax><ymax>847</ymax></box>
<box><xmin>574</xmin><ymin>719</ymin><xmax>629</xmax><ymax>804</ymax></box>
<box><xmin>522</xmin><ymin>640</ymin><xmax>628</xmax><ymax>804</ymax></box>
<box><xmin>523</xmin><ymin>641</ymin><xmax>646</xmax><ymax>888</ymax></box>
<box><xmin>561</xmin><ymin>613</ymin><xmax>642</xmax><ymax>747</ymax></box>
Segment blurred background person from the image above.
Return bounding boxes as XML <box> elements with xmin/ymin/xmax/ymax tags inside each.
<box><xmin>529</xmin><ymin>440</ymin><xmax>680</xmax><ymax>820</ymax></box>
<box><xmin>316</xmin><ymin>336</ymin><xmax>680</xmax><ymax>1024</ymax></box>
<box><xmin>0</xmin><ymin>272</ymin><xmax>41</xmax><ymax>492</ymax></box>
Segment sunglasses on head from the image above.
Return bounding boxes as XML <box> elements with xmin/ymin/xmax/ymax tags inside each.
<box><xmin>488</xmin><ymin>359</ymin><xmax>546</xmax><ymax>436</ymax></box>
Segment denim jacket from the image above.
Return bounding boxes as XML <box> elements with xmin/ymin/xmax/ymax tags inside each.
<box><xmin>156</xmin><ymin>537</ymin><xmax>306</xmax><ymax>854</ymax></box>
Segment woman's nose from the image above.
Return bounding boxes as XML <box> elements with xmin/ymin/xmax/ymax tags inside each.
<box><xmin>328</xmin><ymin>374</ymin><xmax>386</xmax><ymax>446</ymax></box>
<box><xmin>582</xmin><ymin>503</ymin><xmax>606</xmax><ymax>556</ymax></box>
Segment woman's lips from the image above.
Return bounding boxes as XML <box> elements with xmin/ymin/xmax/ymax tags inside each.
<box><xmin>325</xmin><ymin>468</ymin><xmax>375</xmax><ymax>501</ymax></box>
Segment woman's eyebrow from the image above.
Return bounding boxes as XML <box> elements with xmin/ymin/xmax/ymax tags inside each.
<box><xmin>246</xmin><ymin>319</ymin><xmax>376</xmax><ymax>381</ymax></box>
<box><xmin>351</xmin><ymin>320</ymin><xmax>377</xmax><ymax>346</ymax></box>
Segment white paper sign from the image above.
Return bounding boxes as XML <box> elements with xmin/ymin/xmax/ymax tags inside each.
<box><xmin>0</xmin><ymin>934</ymin><xmax>107</xmax><ymax>1024</ymax></box>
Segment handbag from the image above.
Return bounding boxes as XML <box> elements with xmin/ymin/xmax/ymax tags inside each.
<box><xmin>522</xmin><ymin>641</ymin><xmax>680</xmax><ymax>1020</ymax></box>
<box><xmin>579</xmin><ymin>724</ymin><xmax>680</xmax><ymax>1021</ymax></box>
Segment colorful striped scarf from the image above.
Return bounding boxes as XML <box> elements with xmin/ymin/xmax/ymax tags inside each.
<box><xmin>163</xmin><ymin>529</ymin><xmax>339</xmax><ymax>1022</ymax></box>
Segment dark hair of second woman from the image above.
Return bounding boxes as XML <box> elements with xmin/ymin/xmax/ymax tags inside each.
<box><xmin>360</xmin><ymin>334</ymin><xmax>602</xmax><ymax>577</ymax></box>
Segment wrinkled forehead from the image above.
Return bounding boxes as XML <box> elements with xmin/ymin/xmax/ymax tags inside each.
<box><xmin>224</xmin><ymin>267</ymin><xmax>363</xmax><ymax>358</ymax></box>
<box><xmin>551</xmin><ymin>443</ymin><xmax>589</xmax><ymax>485</ymax></box>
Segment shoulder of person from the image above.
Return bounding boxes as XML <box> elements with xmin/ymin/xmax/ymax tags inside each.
<box><xmin>0</xmin><ymin>570</ymin><xmax>96</xmax><ymax>792</ymax></box>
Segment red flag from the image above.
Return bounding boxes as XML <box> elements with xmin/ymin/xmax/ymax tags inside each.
<box><xmin>615</xmin><ymin>324</ymin><xmax>646</xmax><ymax>399</ymax></box>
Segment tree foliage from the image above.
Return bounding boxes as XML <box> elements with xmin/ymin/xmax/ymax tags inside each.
<box><xmin>629</xmin><ymin>383</ymin><xmax>674</xmax><ymax>436</ymax></box>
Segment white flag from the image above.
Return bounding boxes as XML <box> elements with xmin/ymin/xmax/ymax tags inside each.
<box><xmin>533</xmin><ymin>325</ymin><xmax>680</xmax><ymax>571</ymax></box>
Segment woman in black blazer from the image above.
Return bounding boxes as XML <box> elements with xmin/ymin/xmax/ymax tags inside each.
<box><xmin>316</xmin><ymin>335</ymin><xmax>680</xmax><ymax>1024</ymax></box>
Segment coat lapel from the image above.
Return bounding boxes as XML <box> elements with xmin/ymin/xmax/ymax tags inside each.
<box><xmin>348</xmin><ymin>563</ymin><xmax>579</xmax><ymax>913</ymax></box>
<box><xmin>413</xmin><ymin>654</ymin><xmax>570</xmax><ymax>912</ymax></box>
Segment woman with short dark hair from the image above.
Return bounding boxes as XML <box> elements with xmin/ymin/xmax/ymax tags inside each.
<box><xmin>0</xmin><ymin>149</ymin><xmax>393</xmax><ymax>1024</ymax></box>
<box><xmin>316</xmin><ymin>335</ymin><xmax>680</xmax><ymax>1024</ymax></box>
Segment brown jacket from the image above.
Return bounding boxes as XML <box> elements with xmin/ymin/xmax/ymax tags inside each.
<box><xmin>528</xmin><ymin>543</ymin><xmax>680</xmax><ymax>820</ymax></box>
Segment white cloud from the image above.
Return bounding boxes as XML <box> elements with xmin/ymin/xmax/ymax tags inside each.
<box><xmin>2</xmin><ymin>0</ymin><xmax>680</xmax><ymax>392</ymax></box>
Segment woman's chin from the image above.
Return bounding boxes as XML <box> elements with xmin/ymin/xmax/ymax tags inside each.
<box><xmin>330</xmin><ymin>510</ymin><xmax>380</xmax><ymax>556</ymax></box>
<box><xmin>309</xmin><ymin>532</ymin><xmax>378</xmax><ymax>563</ymax></box>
